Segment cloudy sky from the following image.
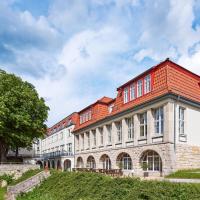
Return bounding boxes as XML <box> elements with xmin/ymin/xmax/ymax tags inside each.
<box><xmin>1</xmin><ymin>0</ymin><xmax>200</xmax><ymax>126</ymax></box>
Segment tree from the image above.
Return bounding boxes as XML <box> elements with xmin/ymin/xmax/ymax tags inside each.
<box><xmin>0</xmin><ymin>70</ymin><xmax>49</xmax><ymax>162</ymax></box>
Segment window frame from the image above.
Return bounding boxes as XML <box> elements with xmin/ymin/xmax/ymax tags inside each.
<box><xmin>124</xmin><ymin>87</ymin><xmax>129</xmax><ymax>103</ymax></box>
<box><xmin>179</xmin><ymin>107</ymin><xmax>185</xmax><ymax>135</ymax></box>
<box><xmin>116</xmin><ymin>121</ymin><xmax>122</xmax><ymax>143</ymax></box>
<box><xmin>127</xmin><ymin>117</ymin><xmax>134</xmax><ymax>141</ymax></box>
<box><xmin>154</xmin><ymin>107</ymin><xmax>164</xmax><ymax>135</ymax></box>
<box><xmin>144</xmin><ymin>74</ymin><xmax>151</xmax><ymax>94</ymax></box>
<box><xmin>130</xmin><ymin>84</ymin><xmax>135</xmax><ymax>100</ymax></box>
<box><xmin>139</xmin><ymin>112</ymin><xmax>147</xmax><ymax>138</ymax></box>
<box><xmin>137</xmin><ymin>79</ymin><xmax>143</xmax><ymax>97</ymax></box>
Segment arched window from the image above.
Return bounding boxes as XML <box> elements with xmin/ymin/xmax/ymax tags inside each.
<box><xmin>76</xmin><ymin>157</ymin><xmax>84</xmax><ymax>168</ymax></box>
<box><xmin>87</xmin><ymin>156</ymin><xmax>96</xmax><ymax>169</ymax></box>
<box><xmin>117</xmin><ymin>153</ymin><xmax>132</xmax><ymax>170</ymax></box>
<box><xmin>140</xmin><ymin>150</ymin><xmax>162</xmax><ymax>172</ymax></box>
<box><xmin>100</xmin><ymin>154</ymin><xmax>111</xmax><ymax>170</ymax></box>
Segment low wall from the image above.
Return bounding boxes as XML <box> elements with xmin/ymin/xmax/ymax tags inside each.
<box><xmin>7</xmin><ymin>171</ymin><xmax>50</xmax><ymax>200</ymax></box>
<box><xmin>0</xmin><ymin>164</ymin><xmax>39</xmax><ymax>178</ymax></box>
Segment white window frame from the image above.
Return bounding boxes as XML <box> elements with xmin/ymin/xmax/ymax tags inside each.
<box><xmin>99</xmin><ymin>128</ymin><xmax>103</xmax><ymax>146</ymax></box>
<box><xmin>124</xmin><ymin>87</ymin><xmax>129</xmax><ymax>103</ymax></box>
<box><xmin>137</xmin><ymin>80</ymin><xmax>143</xmax><ymax>97</ymax></box>
<box><xmin>144</xmin><ymin>74</ymin><xmax>151</xmax><ymax>94</ymax></box>
<box><xmin>107</xmin><ymin>125</ymin><xmax>112</xmax><ymax>144</ymax></box>
<box><xmin>130</xmin><ymin>84</ymin><xmax>135</xmax><ymax>100</ymax></box>
<box><xmin>154</xmin><ymin>107</ymin><xmax>164</xmax><ymax>135</ymax></box>
<box><xmin>92</xmin><ymin>130</ymin><xmax>96</xmax><ymax>147</ymax></box>
<box><xmin>127</xmin><ymin>117</ymin><xmax>134</xmax><ymax>141</ymax></box>
<box><xmin>86</xmin><ymin>132</ymin><xmax>90</xmax><ymax>148</ymax></box>
<box><xmin>179</xmin><ymin>107</ymin><xmax>185</xmax><ymax>135</ymax></box>
<box><xmin>139</xmin><ymin>112</ymin><xmax>147</xmax><ymax>138</ymax></box>
<box><xmin>116</xmin><ymin>121</ymin><xmax>122</xmax><ymax>143</ymax></box>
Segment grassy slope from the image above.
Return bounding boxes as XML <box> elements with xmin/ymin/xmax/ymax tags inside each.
<box><xmin>17</xmin><ymin>171</ymin><xmax>200</xmax><ymax>200</ymax></box>
<box><xmin>166</xmin><ymin>169</ymin><xmax>200</xmax><ymax>179</ymax></box>
<box><xmin>0</xmin><ymin>187</ymin><xmax>6</xmax><ymax>200</ymax></box>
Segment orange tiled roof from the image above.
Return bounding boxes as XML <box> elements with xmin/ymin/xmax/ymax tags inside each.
<box><xmin>47</xmin><ymin>112</ymin><xmax>79</xmax><ymax>136</ymax></box>
<box><xmin>73</xmin><ymin>59</ymin><xmax>200</xmax><ymax>132</ymax></box>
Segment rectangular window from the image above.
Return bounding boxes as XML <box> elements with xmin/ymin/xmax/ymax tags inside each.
<box><xmin>76</xmin><ymin>135</ymin><xmax>79</xmax><ymax>150</ymax></box>
<box><xmin>67</xmin><ymin>143</ymin><xmax>72</xmax><ymax>153</ymax></box>
<box><xmin>99</xmin><ymin>127</ymin><xmax>103</xmax><ymax>145</ymax></box>
<box><xmin>139</xmin><ymin>112</ymin><xmax>147</xmax><ymax>137</ymax></box>
<box><xmin>116</xmin><ymin>121</ymin><xmax>122</xmax><ymax>143</ymax></box>
<box><xmin>81</xmin><ymin>134</ymin><xmax>84</xmax><ymax>150</ymax></box>
<box><xmin>124</xmin><ymin>87</ymin><xmax>129</xmax><ymax>103</ymax></box>
<box><xmin>127</xmin><ymin>117</ymin><xmax>134</xmax><ymax>140</ymax></box>
<box><xmin>144</xmin><ymin>75</ymin><xmax>151</xmax><ymax>94</ymax></box>
<box><xmin>68</xmin><ymin>129</ymin><xmax>71</xmax><ymax>137</ymax></box>
<box><xmin>86</xmin><ymin>132</ymin><xmax>90</xmax><ymax>148</ymax></box>
<box><xmin>108</xmin><ymin>104</ymin><xmax>114</xmax><ymax>113</ymax></box>
<box><xmin>92</xmin><ymin>130</ymin><xmax>96</xmax><ymax>146</ymax></box>
<box><xmin>179</xmin><ymin>107</ymin><xmax>185</xmax><ymax>135</ymax></box>
<box><xmin>154</xmin><ymin>107</ymin><xmax>164</xmax><ymax>135</ymax></box>
<box><xmin>137</xmin><ymin>80</ymin><xmax>143</xmax><ymax>97</ymax></box>
<box><xmin>107</xmin><ymin>125</ymin><xmax>112</xmax><ymax>144</ymax></box>
<box><xmin>130</xmin><ymin>84</ymin><xmax>135</xmax><ymax>100</ymax></box>
<box><xmin>80</xmin><ymin>116</ymin><xmax>83</xmax><ymax>124</ymax></box>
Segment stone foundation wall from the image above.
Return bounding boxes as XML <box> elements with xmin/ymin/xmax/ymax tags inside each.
<box><xmin>176</xmin><ymin>144</ymin><xmax>200</xmax><ymax>169</ymax></box>
<box><xmin>75</xmin><ymin>143</ymin><xmax>176</xmax><ymax>176</ymax></box>
<box><xmin>0</xmin><ymin>164</ymin><xmax>39</xmax><ymax>178</ymax></box>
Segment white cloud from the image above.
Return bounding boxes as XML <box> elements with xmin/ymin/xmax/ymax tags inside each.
<box><xmin>1</xmin><ymin>0</ymin><xmax>200</xmax><ymax>126</ymax></box>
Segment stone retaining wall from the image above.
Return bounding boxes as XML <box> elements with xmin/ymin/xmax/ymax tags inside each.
<box><xmin>7</xmin><ymin>171</ymin><xmax>50</xmax><ymax>200</ymax></box>
<box><xmin>0</xmin><ymin>164</ymin><xmax>39</xmax><ymax>179</ymax></box>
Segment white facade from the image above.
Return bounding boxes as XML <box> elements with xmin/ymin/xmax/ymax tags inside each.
<box><xmin>37</xmin><ymin>124</ymin><xmax>75</xmax><ymax>171</ymax></box>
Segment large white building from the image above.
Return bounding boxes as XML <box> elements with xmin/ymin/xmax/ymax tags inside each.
<box><xmin>36</xmin><ymin>113</ymin><xmax>78</xmax><ymax>171</ymax></box>
<box><xmin>73</xmin><ymin>59</ymin><xmax>200</xmax><ymax>177</ymax></box>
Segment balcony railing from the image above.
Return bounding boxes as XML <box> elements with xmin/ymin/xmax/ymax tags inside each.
<box><xmin>38</xmin><ymin>151</ymin><xmax>73</xmax><ymax>159</ymax></box>
<box><xmin>73</xmin><ymin>168</ymin><xmax>123</xmax><ymax>177</ymax></box>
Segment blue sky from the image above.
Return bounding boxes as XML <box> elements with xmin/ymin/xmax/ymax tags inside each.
<box><xmin>1</xmin><ymin>0</ymin><xmax>200</xmax><ymax>126</ymax></box>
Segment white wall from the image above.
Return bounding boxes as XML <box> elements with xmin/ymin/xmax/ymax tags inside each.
<box><xmin>176</xmin><ymin>103</ymin><xmax>200</xmax><ymax>146</ymax></box>
<box><xmin>41</xmin><ymin>125</ymin><xmax>75</xmax><ymax>153</ymax></box>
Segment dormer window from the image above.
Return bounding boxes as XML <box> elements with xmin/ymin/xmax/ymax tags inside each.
<box><xmin>137</xmin><ymin>80</ymin><xmax>143</xmax><ymax>97</ymax></box>
<box><xmin>108</xmin><ymin>104</ymin><xmax>114</xmax><ymax>113</ymax></box>
<box><xmin>130</xmin><ymin>84</ymin><xmax>135</xmax><ymax>100</ymax></box>
<box><xmin>80</xmin><ymin>110</ymin><xmax>92</xmax><ymax>124</ymax></box>
<box><xmin>144</xmin><ymin>75</ymin><xmax>151</xmax><ymax>94</ymax></box>
<box><xmin>124</xmin><ymin>87</ymin><xmax>129</xmax><ymax>103</ymax></box>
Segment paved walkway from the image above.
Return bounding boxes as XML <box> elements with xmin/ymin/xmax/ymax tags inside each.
<box><xmin>165</xmin><ymin>178</ymin><xmax>200</xmax><ymax>183</ymax></box>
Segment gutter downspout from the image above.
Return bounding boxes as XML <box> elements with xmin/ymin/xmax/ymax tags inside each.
<box><xmin>174</xmin><ymin>102</ymin><xmax>176</xmax><ymax>152</ymax></box>
<box><xmin>174</xmin><ymin>95</ymin><xmax>180</xmax><ymax>152</ymax></box>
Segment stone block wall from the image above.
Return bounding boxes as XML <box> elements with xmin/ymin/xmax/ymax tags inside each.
<box><xmin>0</xmin><ymin>164</ymin><xmax>39</xmax><ymax>179</ymax></box>
<box><xmin>176</xmin><ymin>144</ymin><xmax>200</xmax><ymax>169</ymax></box>
<box><xmin>75</xmin><ymin>143</ymin><xmax>176</xmax><ymax>176</ymax></box>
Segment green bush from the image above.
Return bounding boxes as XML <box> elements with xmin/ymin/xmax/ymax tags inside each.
<box><xmin>17</xmin><ymin>171</ymin><xmax>200</xmax><ymax>200</ymax></box>
<box><xmin>0</xmin><ymin>174</ymin><xmax>13</xmax><ymax>184</ymax></box>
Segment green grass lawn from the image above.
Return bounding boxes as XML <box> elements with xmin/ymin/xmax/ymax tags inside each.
<box><xmin>10</xmin><ymin>169</ymin><xmax>42</xmax><ymax>186</ymax></box>
<box><xmin>166</xmin><ymin>169</ymin><xmax>200</xmax><ymax>179</ymax></box>
<box><xmin>0</xmin><ymin>187</ymin><xmax>6</xmax><ymax>200</ymax></box>
<box><xmin>17</xmin><ymin>171</ymin><xmax>200</xmax><ymax>200</ymax></box>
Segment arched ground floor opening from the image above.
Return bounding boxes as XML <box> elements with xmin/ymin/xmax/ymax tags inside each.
<box><xmin>116</xmin><ymin>152</ymin><xmax>132</xmax><ymax>171</ymax></box>
<box><xmin>64</xmin><ymin>159</ymin><xmax>71</xmax><ymax>171</ymax></box>
<box><xmin>87</xmin><ymin>156</ymin><xmax>96</xmax><ymax>169</ymax></box>
<box><xmin>36</xmin><ymin>160</ymin><xmax>43</xmax><ymax>169</ymax></box>
<box><xmin>99</xmin><ymin>154</ymin><xmax>111</xmax><ymax>170</ymax></box>
<box><xmin>140</xmin><ymin>150</ymin><xmax>162</xmax><ymax>176</ymax></box>
<box><xmin>57</xmin><ymin>160</ymin><xmax>62</xmax><ymax>170</ymax></box>
<box><xmin>76</xmin><ymin>157</ymin><xmax>84</xmax><ymax>168</ymax></box>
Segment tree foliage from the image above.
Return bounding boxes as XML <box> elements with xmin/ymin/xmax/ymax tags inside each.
<box><xmin>0</xmin><ymin>69</ymin><xmax>49</xmax><ymax>162</ymax></box>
